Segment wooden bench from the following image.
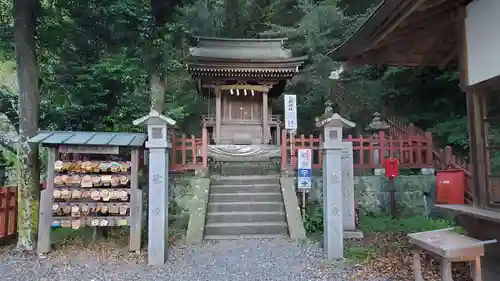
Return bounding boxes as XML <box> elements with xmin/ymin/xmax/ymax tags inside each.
<box><xmin>408</xmin><ymin>228</ymin><xmax>497</xmax><ymax>281</ymax></box>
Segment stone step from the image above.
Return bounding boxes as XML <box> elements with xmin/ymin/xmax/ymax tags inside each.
<box><xmin>204</xmin><ymin>234</ymin><xmax>285</xmax><ymax>240</ymax></box>
<box><xmin>210</xmin><ymin>183</ymin><xmax>280</xmax><ymax>194</ymax></box>
<box><xmin>212</xmin><ymin>161</ymin><xmax>281</xmax><ymax>176</ymax></box>
<box><xmin>206</xmin><ymin>211</ymin><xmax>286</xmax><ymax>223</ymax></box>
<box><xmin>219</xmin><ymin>166</ymin><xmax>281</xmax><ymax>176</ymax></box>
<box><xmin>207</xmin><ymin>202</ymin><xmax>284</xmax><ymax>213</ymax></box>
<box><xmin>209</xmin><ymin>192</ymin><xmax>283</xmax><ymax>203</ymax></box>
<box><xmin>204</xmin><ymin>221</ymin><xmax>288</xmax><ymax>236</ymax></box>
<box><xmin>211</xmin><ymin>175</ymin><xmax>279</xmax><ymax>186</ymax></box>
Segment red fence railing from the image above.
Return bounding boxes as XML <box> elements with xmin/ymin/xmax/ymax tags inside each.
<box><xmin>281</xmin><ymin>129</ymin><xmax>434</xmax><ymax>170</ymax></box>
<box><xmin>0</xmin><ymin>186</ymin><xmax>17</xmax><ymax>239</ymax></box>
<box><xmin>169</xmin><ymin>127</ymin><xmax>208</xmax><ymax>171</ymax></box>
<box><xmin>386</xmin><ymin>117</ymin><xmax>473</xmax><ymax>204</ymax></box>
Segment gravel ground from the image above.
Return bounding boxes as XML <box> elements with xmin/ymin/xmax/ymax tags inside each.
<box><xmin>0</xmin><ymin>237</ymin><xmax>388</xmax><ymax>281</ymax></box>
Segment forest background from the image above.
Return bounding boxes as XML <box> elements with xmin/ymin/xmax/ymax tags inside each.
<box><xmin>0</xmin><ymin>0</ymin><xmax>468</xmax><ymax>249</ymax></box>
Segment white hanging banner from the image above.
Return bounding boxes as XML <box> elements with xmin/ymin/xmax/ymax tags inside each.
<box><xmin>284</xmin><ymin>94</ymin><xmax>297</xmax><ymax>131</ymax></box>
<box><xmin>297</xmin><ymin>148</ymin><xmax>312</xmax><ymax>189</ymax></box>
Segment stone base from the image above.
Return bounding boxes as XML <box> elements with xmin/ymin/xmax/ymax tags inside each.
<box><xmin>194</xmin><ymin>167</ymin><xmax>209</xmax><ymax>178</ymax></box>
<box><xmin>281</xmin><ymin>168</ymin><xmax>296</xmax><ymax>177</ymax></box>
<box><xmin>344</xmin><ymin>229</ymin><xmax>364</xmax><ymax>239</ymax></box>
<box><xmin>207</xmin><ymin>145</ymin><xmax>281</xmax><ymax>161</ymax></box>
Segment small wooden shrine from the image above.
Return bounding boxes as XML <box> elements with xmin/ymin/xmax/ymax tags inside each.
<box><xmin>329</xmin><ymin>0</ymin><xmax>500</xmax><ymax>279</ymax></box>
<box><xmin>28</xmin><ymin>131</ymin><xmax>145</xmax><ymax>254</ymax></box>
<box><xmin>187</xmin><ymin>36</ymin><xmax>307</xmax><ymax>146</ymax></box>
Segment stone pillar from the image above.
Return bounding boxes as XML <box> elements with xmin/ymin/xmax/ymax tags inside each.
<box><xmin>316</xmin><ymin>101</ymin><xmax>356</xmax><ymax>260</ymax></box>
<box><xmin>262</xmin><ymin>91</ymin><xmax>269</xmax><ymax>144</ymax></box>
<box><xmin>322</xmin><ymin>143</ymin><xmax>343</xmax><ymax>259</ymax></box>
<box><xmin>215</xmin><ymin>86</ymin><xmax>222</xmax><ymax>143</ymax></box>
<box><xmin>341</xmin><ymin>142</ymin><xmax>355</xmax><ymax>231</ymax></box>
<box><xmin>133</xmin><ymin>110</ymin><xmax>176</xmax><ymax>265</ymax></box>
<box><xmin>147</xmin><ymin>146</ymin><xmax>169</xmax><ymax>264</ymax></box>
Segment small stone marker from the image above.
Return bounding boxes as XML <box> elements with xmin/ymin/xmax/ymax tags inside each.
<box><xmin>133</xmin><ymin>110</ymin><xmax>176</xmax><ymax>265</ymax></box>
<box><xmin>316</xmin><ymin>101</ymin><xmax>356</xmax><ymax>260</ymax></box>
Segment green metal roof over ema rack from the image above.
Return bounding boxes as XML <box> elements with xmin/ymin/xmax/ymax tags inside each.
<box><xmin>27</xmin><ymin>131</ymin><xmax>147</xmax><ymax>147</ymax></box>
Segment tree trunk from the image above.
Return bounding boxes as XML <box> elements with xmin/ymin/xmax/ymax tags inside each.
<box><xmin>13</xmin><ymin>0</ymin><xmax>41</xmax><ymax>251</ymax></box>
<box><xmin>150</xmin><ymin>72</ymin><xmax>166</xmax><ymax>114</ymax></box>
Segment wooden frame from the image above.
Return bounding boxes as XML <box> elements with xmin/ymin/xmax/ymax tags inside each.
<box><xmin>37</xmin><ymin>145</ymin><xmax>143</xmax><ymax>254</ymax></box>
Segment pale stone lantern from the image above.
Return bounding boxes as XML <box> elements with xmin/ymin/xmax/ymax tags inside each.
<box><xmin>315</xmin><ymin>101</ymin><xmax>355</xmax><ymax>260</ymax></box>
<box><xmin>133</xmin><ymin>110</ymin><xmax>176</xmax><ymax>265</ymax></box>
<box><xmin>365</xmin><ymin>112</ymin><xmax>390</xmax><ymax>175</ymax></box>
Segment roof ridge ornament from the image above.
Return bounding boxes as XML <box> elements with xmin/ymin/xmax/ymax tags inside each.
<box><xmin>132</xmin><ymin>110</ymin><xmax>176</xmax><ymax>126</ymax></box>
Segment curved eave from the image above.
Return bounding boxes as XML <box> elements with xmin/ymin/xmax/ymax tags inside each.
<box><xmin>194</xmin><ymin>36</ymin><xmax>289</xmax><ymax>43</ymax></box>
<box><xmin>189</xmin><ymin>55</ymin><xmax>308</xmax><ymax>64</ymax></box>
<box><xmin>186</xmin><ymin>56</ymin><xmax>307</xmax><ymax>79</ymax></box>
<box><xmin>326</xmin><ymin>0</ymin><xmax>389</xmax><ymax>59</ymax></box>
<box><xmin>187</xmin><ymin>69</ymin><xmax>299</xmax><ymax>79</ymax></box>
<box><xmin>328</xmin><ymin>0</ymin><xmax>470</xmax><ymax>68</ymax></box>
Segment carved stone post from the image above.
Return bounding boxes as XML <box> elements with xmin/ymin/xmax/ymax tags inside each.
<box><xmin>316</xmin><ymin>101</ymin><xmax>355</xmax><ymax>259</ymax></box>
<box><xmin>133</xmin><ymin>110</ymin><xmax>176</xmax><ymax>265</ymax></box>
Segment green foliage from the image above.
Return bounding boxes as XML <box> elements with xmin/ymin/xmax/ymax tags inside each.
<box><xmin>337</xmin><ymin>0</ymin><xmax>380</xmax><ymax>16</ymax></box>
<box><xmin>303</xmin><ymin>201</ymin><xmax>323</xmax><ymax>233</ymax></box>
<box><xmin>359</xmin><ymin>215</ymin><xmax>456</xmax><ymax>234</ymax></box>
<box><xmin>0</xmin><ymin>0</ymin><xmax>475</xmax><ymax>160</ymax></box>
<box><xmin>345</xmin><ymin>215</ymin><xmax>463</xmax><ymax>262</ymax></box>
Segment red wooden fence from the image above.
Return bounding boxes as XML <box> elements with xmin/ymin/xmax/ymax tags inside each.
<box><xmin>169</xmin><ymin>127</ymin><xmax>208</xmax><ymax>171</ymax></box>
<box><xmin>280</xmin><ymin>129</ymin><xmax>434</xmax><ymax>170</ymax></box>
<box><xmin>386</xmin><ymin>117</ymin><xmax>473</xmax><ymax>203</ymax></box>
<box><xmin>0</xmin><ymin>186</ymin><xmax>17</xmax><ymax>239</ymax></box>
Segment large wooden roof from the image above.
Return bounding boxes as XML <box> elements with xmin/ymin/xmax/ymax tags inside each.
<box><xmin>328</xmin><ymin>0</ymin><xmax>471</xmax><ymax>68</ymax></box>
<box><xmin>187</xmin><ymin>37</ymin><xmax>307</xmax><ymax>79</ymax></box>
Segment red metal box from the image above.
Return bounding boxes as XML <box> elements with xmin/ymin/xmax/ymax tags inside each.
<box><xmin>435</xmin><ymin>170</ymin><xmax>465</xmax><ymax>204</ymax></box>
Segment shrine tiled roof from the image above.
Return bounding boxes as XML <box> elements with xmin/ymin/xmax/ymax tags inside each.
<box><xmin>187</xmin><ymin>36</ymin><xmax>307</xmax><ymax>78</ymax></box>
<box><xmin>28</xmin><ymin>131</ymin><xmax>147</xmax><ymax>147</ymax></box>
<box><xmin>189</xmin><ymin>37</ymin><xmax>292</xmax><ymax>60</ymax></box>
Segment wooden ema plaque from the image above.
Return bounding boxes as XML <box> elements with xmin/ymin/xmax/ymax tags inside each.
<box><xmin>37</xmin><ymin>146</ymin><xmax>142</xmax><ymax>254</ymax></box>
<box><xmin>52</xmin><ymin>160</ymin><xmax>132</xmax><ymax>229</ymax></box>
<box><xmin>408</xmin><ymin>228</ymin><xmax>497</xmax><ymax>281</ymax></box>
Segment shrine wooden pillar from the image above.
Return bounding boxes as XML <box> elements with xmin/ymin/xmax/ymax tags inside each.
<box><xmin>262</xmin><ymin>90</ymin><xmax>269</xmax><ymax>144</ymax></box>
<box><xmin>457</xmin><ymin>5</ymin><xmax>487</xmax><ymax>207</ymax></box>
<box><xmin>215</xmin><ymin>86</ymin><xmax>222</xmax><ymax>143</ymax></box>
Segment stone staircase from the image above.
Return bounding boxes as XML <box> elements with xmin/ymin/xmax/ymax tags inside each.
<box><xmin>204</xmin><ymin>175</ymin><xmax>288</xmax><ymax>240</ymax></box>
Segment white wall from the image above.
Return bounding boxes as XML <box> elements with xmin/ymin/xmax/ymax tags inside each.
<box><xmin>465</xmin><ymin>0</ymin><xmax>500</xmax><ymax>85</ymax></box>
